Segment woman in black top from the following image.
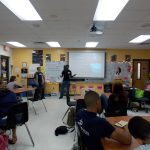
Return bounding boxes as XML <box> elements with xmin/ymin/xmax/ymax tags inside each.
<box><xmin>106</xmin><ymin>82</ymin><xmax>128</xmax><ymax>117</ymax></box>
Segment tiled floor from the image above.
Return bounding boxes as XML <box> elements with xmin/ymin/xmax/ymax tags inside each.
<box><xmin>8</xmin><ymin>96</ymin><xmax>150</xmax><ymax>150</ymax></box>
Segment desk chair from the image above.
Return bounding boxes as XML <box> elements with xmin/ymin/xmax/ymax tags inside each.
<box><xmin>62</xmin><ymin>92</ymin><xmax>76</xmax><ymax>125</ymax></box>
<box><xmin>143</xmin><ymin>90</ymin><xmax>150</xmax><ymax>113</ymax></box>
<box><xmin>1</xmin><ymin>102</ymin><xmax>34</xmax><ymax>147</ymax></box>
<box><xmin>128</xmin><ymin>88</ymin><xmax>149</xmax><ymax>112</ymax></box>
<box><xmin>105</xmin><ymin>93</ymin><xmax>128</xmax><ymax>117</ymax></box>
<box><xmin>27</xmin><ymin>89</ymin><xmax>47</xmax><ymax>115</ymax></box>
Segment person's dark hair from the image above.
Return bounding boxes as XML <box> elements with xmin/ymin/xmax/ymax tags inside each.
<box><xmin>112</xmin><ymin>82</ymin><xmax>123</xmax><ymax>94</ymax></box>
<box><xmin>128</xmin><ymin>116</ymin><xmax>150</xmax><ymax>141</ymax></box>
<box><xmin>65</xmin><ymin>65</ymin><xmax>69</xmax><ymax>70</ymax></box>
<box><xmin>63</xmin><ymin>65</ymin><xmax>67</xmax><ymax>70</ymax></box>
<box><xmin>9</xmin><ymin>76</ymin><xmax>16</xmax><ymax>82</ymax></box>
<box><xmin>37</xmin><ymin>67</ymin><xmax>40</xmax><ymax>71</ymax></box>
<box><xmin>84</xmin><ymin>90</ymin><xmax>100</xmax><ymax>108</ymax></box>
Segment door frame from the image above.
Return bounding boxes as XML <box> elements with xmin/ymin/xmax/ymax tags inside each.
<box><xmin>132</xmin><ymin>59</ymin><xmax>150</xmax><ymax>88</ymax></box>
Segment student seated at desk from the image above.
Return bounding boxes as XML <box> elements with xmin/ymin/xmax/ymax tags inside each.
<box><xmin>76</xmin><ymin>91</ymin><xmax>131</xmax><ymax>150</ymax></box>
<box><xmin>105</xmin><ymin>82</ymin><xmax>128</xmax><ymax>117</ymax></box>
<box><xmin>7</xmin><ymin>76</ymin><xmax>22</xmax><ymax>101</ymax></box>
<box><xmin>7</xmin><ymin>76</ymin><xmax>22</xmax><ymax>90</ymax></box>
<box><xmin>0</xmin><ymin>78</ymin><xmax>17</xmax><ymax>144</ymax></box>
<box><xmin>128</xmin><ymin>116</ymin><xmax>150</xmax><ymax>150</ymax></box>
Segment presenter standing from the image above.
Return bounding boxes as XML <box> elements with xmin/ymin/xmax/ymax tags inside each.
<box><xmin>59</xmin><ymin>65</ymin><xmax>76</xmax><ymax>99</ymax></box>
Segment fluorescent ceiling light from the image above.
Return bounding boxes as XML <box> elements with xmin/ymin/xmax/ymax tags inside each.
<box><xmin>85</xmin><ymin>42</ymin><xmax>99</xmax><ymax>48</ymax></box>
<box><xmin>129</xmin><ymin>35</ymin><xmax>150</xmax><ymax>43</ymax></box>
<box><xmin>46</xmin><ymin>42</ymin><xmax>61</xmax><ymax>47</ymax></box>
<box><xmin>93</xmin><ymin>0</ymin><xmax>130</xmax><ymax>21</ymax></box>
<box><xmin>7</xmin><ymin>42</ymin><xmax>26</xmax><ymax>47</ymax></box>
<box><xmin>90</xmin><ymin>31</ymin><xmax>103</xmax><ymax>35</ymax></box>
<box><xmin>0</xmin><ymin>0</ymin><xmax>42</xmax><ymax>21</ymax></box>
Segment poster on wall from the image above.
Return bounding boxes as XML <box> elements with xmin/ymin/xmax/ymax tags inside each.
<box><xmin>29</xmin><ymin>64</ymin><xmax>40</xmax><ymax>75</ymax></box>
<box><xmin>46</xmin><ymin>54</ymin><xmax>51</xmax><ymax>62</ymax></box>
<box><xmin>105</xmin><ymin>61</ymin><xmax>131</xmax><ymax>86</ymax></box>
<box><xmin>21</xmin><ymin>68</ymin><xmax>28</xmax><ymax>78</ymax></box>
<box><xmin>32</xmin><ymin>50</ymin><xmax>43</xmax><ymax>66</ymax></box>
<box><xmin>125</xmin><ymin>55</ymin><xmax>131</xmax><ymax>62</ymax></box>
<box><xmin>60</xmin><ymin>54</ymin><xmax>66</xmax><ymax>61</ymax></box>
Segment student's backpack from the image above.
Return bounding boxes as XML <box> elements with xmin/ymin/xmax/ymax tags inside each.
<box><xmin>135</xmin><ymin>89</ymin><xmax>144</xmax><ymax>98</ymax></box>
<box><xmin>55</xmin><ymin>126</ymin><xmax>68</xmax><ymax>136</ymax></box>
<box><xmin>67</xmin><ymin>107</ymin><xmax>76</xmax><ymax>127</ymax></box>
<box><xmin>0</xmin><ymin>134</ymin><xmax>8</xmax><ymax>150</ymax></box>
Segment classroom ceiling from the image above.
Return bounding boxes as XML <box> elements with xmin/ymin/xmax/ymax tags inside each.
<box><xmin>0</xmin><ymin>0</ymin><xmax>150</xmax><ymax>49</ymax></box>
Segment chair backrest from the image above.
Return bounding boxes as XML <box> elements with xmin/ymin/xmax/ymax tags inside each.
<box><xmin>144</xmin><ymin>90</ymin><xmax>150</xmax><ymax>99</ymax></box>
<box><xmin>66</xmin><ymin>92</ymin><xmax>71</xmax><ymax>106</ymax></box>
<box><xmin>27</xmin><ymin>90</ymin><xmax>35</xmax><ymax>99</ymax></box>
<box><xmin>6</xmin><ymin>102</ymin><xmax>28</xmax><ymax>129</ymax></box>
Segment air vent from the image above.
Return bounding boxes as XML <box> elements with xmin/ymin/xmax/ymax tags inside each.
<box><xmin>139</xmin><ymin>42</ymin><xmax>150</xmax><ymax>45</ymax></box>
<box><xmin>34</xmin><ymin>42</ymin><xmax>45</xmax><ymax>44</ymax></box>
<box><xmin>32</xmin><ymin>24</ymin><xmax>40</xmax><ymax>28</ymax></box>
<box><xmin>141</xmin><ymin>23</ymin><xmax>150</xmax><ymax>28</ymax></box>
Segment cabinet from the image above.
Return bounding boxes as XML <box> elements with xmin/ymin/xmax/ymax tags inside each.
<box><xmin>0</xmin><ymin>55</ymin><xmax>9</xmax><ymax>83</ymax></box>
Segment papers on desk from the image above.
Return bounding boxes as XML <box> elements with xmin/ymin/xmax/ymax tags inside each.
<box><xmin>115</xmin><ymin>120</ymin><xmax>128</xmax><ymax>128</ymax></box>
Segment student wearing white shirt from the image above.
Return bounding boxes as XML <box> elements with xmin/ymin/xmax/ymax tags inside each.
<box><xmin>7</xmin><ymin>76</ymin><xmax>22</xmax><ymax>90</ymax></box>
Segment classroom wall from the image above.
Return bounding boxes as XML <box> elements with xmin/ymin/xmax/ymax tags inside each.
<box><xmin>0</xmin><ymin>45</ymin><xmax>13</xmax><ymax>78</ymax></box>
<box><xmin>12</xmin><ymin>48</ymin><xmax>150</xmax><ymax>85</ymax></box>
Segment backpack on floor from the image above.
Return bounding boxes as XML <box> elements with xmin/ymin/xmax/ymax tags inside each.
<box><xmin>55</xmin><ymin>126</ymin><xmax>68</xmax><ymax>136</ymax></box>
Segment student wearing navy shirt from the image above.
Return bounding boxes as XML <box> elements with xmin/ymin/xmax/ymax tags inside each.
<box><xmin>76</xmin><ymin>91</ymin><xmax>131</xmax><ymax>150</ymax></box>
<box><xmin>0</xmin><ymin>78</ymin><xmax>17</xmax><ymax>144</ymax></box>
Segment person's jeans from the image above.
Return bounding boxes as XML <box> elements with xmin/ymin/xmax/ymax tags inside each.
<box><xmin>100</xmin><ymin>94</ymin><xmax>108</xmax><ymax>111</ymax></box>
<box><xmin>60</xmin><ymin>81</ymin><xmax>70</xmax><ymax>98</ymax></box>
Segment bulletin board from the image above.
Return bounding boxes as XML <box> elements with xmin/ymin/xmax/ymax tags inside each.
<box><xmin>105</xmin><ymin>61</ymin><xmax>132</xmax><ymax>86</ymax></box>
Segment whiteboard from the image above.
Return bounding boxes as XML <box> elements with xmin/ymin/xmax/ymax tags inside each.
<box><xmin>45</xmin><ymin>61</ymin><xmax>67</xmax><ymax>82</ymax></box>
<box><xmin>69</xmin><ymin>51</ymin><xmax>105</xmax><ymax>78</ymax></box>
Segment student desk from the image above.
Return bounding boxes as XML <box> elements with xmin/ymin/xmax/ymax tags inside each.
<box><xmin>11</xmin><ymin>87</ymin><xmax>36</xmax><ymax>94</ymax></box>
<box><xmin>102</xmin><ymin>116</ymin><xmax>150</xmax><ymax>150</ymax></box>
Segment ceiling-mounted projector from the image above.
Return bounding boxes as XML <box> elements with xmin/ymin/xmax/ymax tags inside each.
<box><xmin>90</xmin><ymin>24</ymin><xmax>103</xmax><ymax>34</ymax></box>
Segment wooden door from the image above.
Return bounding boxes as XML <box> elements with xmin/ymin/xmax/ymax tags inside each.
<box><xmin>133</xmin><ymin>60</ymin><xmax>150</xmax><ymax>89</ymax></box>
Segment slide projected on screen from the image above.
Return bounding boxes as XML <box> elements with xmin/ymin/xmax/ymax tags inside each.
<box><xmin>69</xmin><ymin>51</ymin><xmax>105</xmax><ymax>78</ymax></box>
